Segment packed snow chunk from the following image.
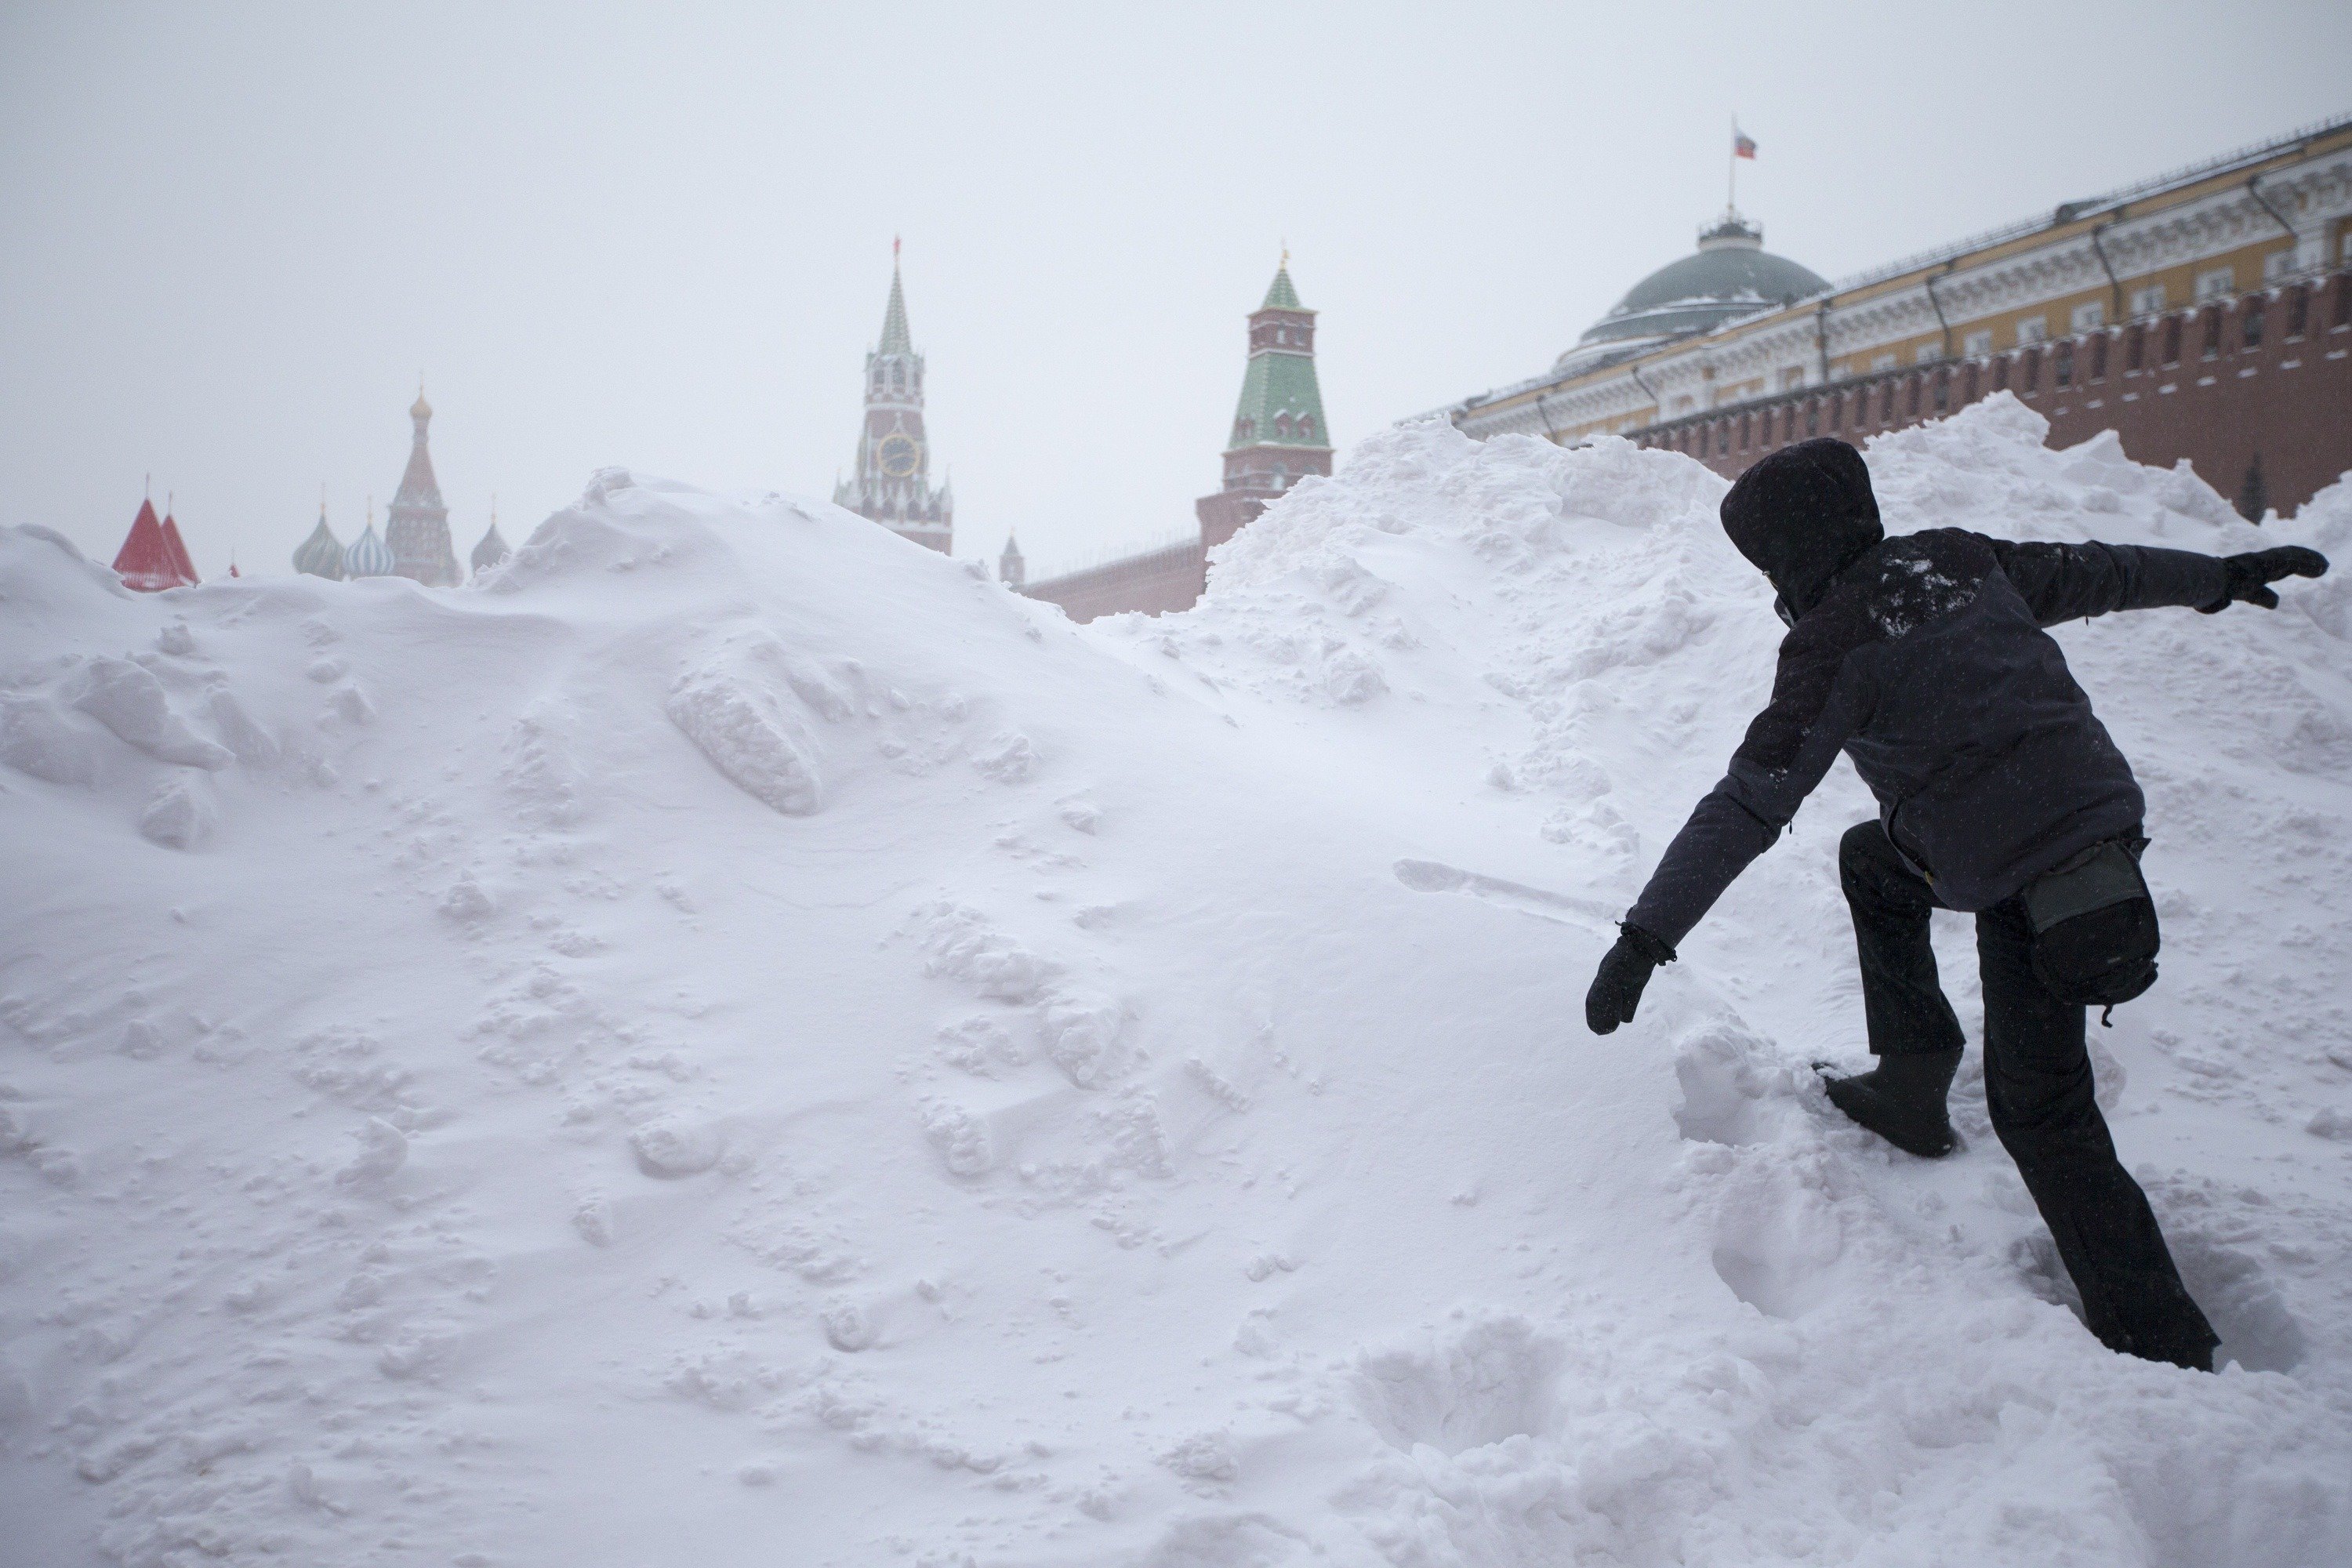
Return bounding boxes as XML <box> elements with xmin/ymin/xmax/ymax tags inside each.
<box><xmin>630</xmin><ymin>1115</ymin><xmax>724</xmax><ymax>1178</ymax></box>
<box><xmin>917</xmin><ymin>903</ymin><xmax>1054</xmax><ymax>1004</ymax></box>
<box><xmin>203</xmin><ymin>688</ymin><xmax>280</xmax><ymax>768</ymax></box>
<box><xmin>921</xmin><ymin>1102</ymin><xmax>993</xmax><ymax>1177</ymax></box>
<box><xmin>1040</xmin><ymin>988</ymin><xmax>1126</xmax><ymax>1087</ymax></box>
<box><xmin>1671</xmin><ymin>1022</ymin><xmax>1809</xmax><ymax>1147</ymax></box>
<box><xmin>64</xmin><ymin>655</ymin><xmax>233</xmax><ymax>768</ymax></box>
<box><xmin>138</xmin><ymin>774</ymin><xmax>216</xmax><ymax>850</ymax></box>
<box><xmin>334</xmin><ymin>1117</ymin><xmax>408</xmax><ymax>1189</ymax></box>
<box><xmin>970</xmin><ymin>730</ymin><xmax>1036</xmax><ymax>783</ymax></box>
<box><xmin>0</xmin><ymin>695</ymin><xmax>101</xmax><ymax>786</ymax></box>
<box><xmin>665</xmin><ymin>656</ymin><xmax>823</xmax><ymax>815</ymax></box>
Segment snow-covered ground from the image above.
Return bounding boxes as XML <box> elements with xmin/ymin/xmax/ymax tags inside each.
<box><xmin>3</xmin><ymin>397</ymin><xmax>2349</xmax><ymax>1567</ymax></box>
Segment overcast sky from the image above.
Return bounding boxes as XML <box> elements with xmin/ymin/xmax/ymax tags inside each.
<box><xmin>4</xmin><ymin>2</ymin><xmax>2347</xmax><ymax>582</ymax></box>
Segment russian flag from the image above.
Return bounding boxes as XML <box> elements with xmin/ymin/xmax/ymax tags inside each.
<box><xmin>1733</xmin><ymin>128</ymin><xmax>1758</xmax><ymax>160</ymax></box>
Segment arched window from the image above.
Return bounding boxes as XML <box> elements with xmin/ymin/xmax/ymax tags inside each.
<box><xmin>891</xmin><ymin>364</ymin><xmax>905</xmax><ymax>390</ymax></box>
<box><xmin>2088</xmin><ymin>333</ymin><xmax>2107</xmax><ymax>380</ymax></box>
<box><xmin>2241</xmin><ymin>295</ymin><xmax>2265</xmax><ymax>350</ymax></box>
<box><xmin>2161</xmin><ymin>316</ymin><xmax>2183</xmax><ymax>365</ymax></box>
<box><xmin>2053</xmin><ymin>341</ymin><xmax>2073</xmax><ymax>389</ymax></box>
<box><xmin>1297</xmin><ymin>416</ymin><xmax>1315</xmax><ymax>440</ymax></box>
<box><xmin>2285</xmin><ymin>285</ymin><xmax>2309</xmax><ymax>339</ymax></box>
<box><xmin>1274</xmin><ymin>413</ymin><xmax>1292</xmax><ymax>437</ymax></box>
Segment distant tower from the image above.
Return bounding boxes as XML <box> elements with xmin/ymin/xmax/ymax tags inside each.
<box><xmin>998</xmin><ymin>532</ymin><xmax>1025</xmax><ymax>588</ymax></box>
<box><xmin>387</xmin><ymin>387</ymin><xmax>461</xmax><ymax>586</ymax></box>
<box><xmin>836</xmin><ymin>244</ymin><xmax>953</xmax><ymax>553</ymax></box>
<box><xmin>1197</xmin><ymin>257</ymin><xmax>1332</xmax><ymax>551</ymax></box>
<box><xmin>294</xmin><ymin>499</ymin><xmax>346</xmax><ymax>579</ymax></box>
<box><xmin>471</xmin><ymin>497</ymin><xmax>511</xmax><ymax>575</ymax></box>
<box><xmin>347</xmin><ymin>501</ymin><xmax>395</xmax><ymax>578</ymax></box>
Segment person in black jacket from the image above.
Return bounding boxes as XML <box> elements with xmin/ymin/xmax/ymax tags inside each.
<box><xmin>1584</xmin><ymin>437</ymin><xmax>2328</xmax><ymax>1370</ymax></box>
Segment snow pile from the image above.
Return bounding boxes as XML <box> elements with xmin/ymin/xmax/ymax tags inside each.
<box><xmin>3</xmin><ymin>405</ymin><xmax>2350</xmax><ymax>1567</ymax></box>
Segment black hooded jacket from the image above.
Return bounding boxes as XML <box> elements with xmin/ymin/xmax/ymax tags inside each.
<box><xmin>1625</xmin><ymin>438</ymin><xmax>2229</xmax><ymax>948</ymax></box>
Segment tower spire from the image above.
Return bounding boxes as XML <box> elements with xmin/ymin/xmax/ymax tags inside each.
<box><xmin>878</xmin><ymin>252</ymin><xmax>913</xmax><ymax>356</ymax></box>
<box><xmin>837</xmin><ymin>249</ymin><xmax>951</xmax><ymax>554</ymax></box>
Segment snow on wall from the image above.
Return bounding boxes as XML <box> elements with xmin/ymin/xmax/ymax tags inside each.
<box><xmin>2</xmin><ymin>405</ymin><xmax>2349</xmax><ymax>1566</ymax></box>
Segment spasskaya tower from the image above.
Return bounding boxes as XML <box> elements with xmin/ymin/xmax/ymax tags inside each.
<box><xmin>836</xmin><ymin>241</ymin><xmax>953</xmax><ymax>553</ymax></box>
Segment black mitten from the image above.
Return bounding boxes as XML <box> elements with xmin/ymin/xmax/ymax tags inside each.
<box><xmin>1584</xmin><ymin>923</ymin><xmax>1677</xmax><ymax>1035</ymax></box>
<box><xmin>2199</xmin><ymin>546</ymin><xmax>2329</xmax><ymax>612</ymax></box>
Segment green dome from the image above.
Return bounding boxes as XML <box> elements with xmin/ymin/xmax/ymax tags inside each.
<box><xmin>1564</xmin><ymin>214</ymin><xmax>1828</xmax><ymax>366</ymax></box>
<box><xmin>292</xmin><ymin>508</ymin><xmax>345</xmax><ymax>580</ymax></box>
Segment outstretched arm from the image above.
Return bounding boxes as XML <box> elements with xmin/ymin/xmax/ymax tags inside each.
<box><xmin>1988</xmin><ymin>538</ymin><xmax>2328</xmax><ymax>625</ymax></box>
<box><xmin>1587</xmin><ymin>621</ymin><xmax>1868</xmax><ymax>1033</ymax></box>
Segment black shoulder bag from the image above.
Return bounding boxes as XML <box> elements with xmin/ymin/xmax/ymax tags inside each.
<box><xmin>2020</xmin><ymin>837</ymin><xmax>2158</xmax><ymax>1022</ymax></box>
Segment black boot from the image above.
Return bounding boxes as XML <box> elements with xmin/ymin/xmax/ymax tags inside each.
<box><xmin>1817</xmin><ymin>1047</ymin><xmax>1962</xmax><ymax>1158</ymax></box>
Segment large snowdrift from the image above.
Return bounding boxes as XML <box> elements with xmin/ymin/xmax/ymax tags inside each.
<box><xmin>3</xmin><ymin>399</ymin><xmax>2350</xmax><ymax>1567</ymax></box>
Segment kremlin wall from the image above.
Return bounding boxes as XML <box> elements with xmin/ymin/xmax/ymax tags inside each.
<box><xmin>1446</xmin><ymin>114</ymin><xmax>2352</xmax><ymax>533</ymax></box>
<box><xmin>106</xmin><ymin>114</ymin><xmax>2350</xmax><ymax>610</ymax></box>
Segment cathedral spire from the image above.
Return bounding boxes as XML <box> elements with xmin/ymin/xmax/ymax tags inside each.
<box><xmin>386</xmin><ymin>385</ymin><xmax>460</xmax><ymax>586</ymax></box>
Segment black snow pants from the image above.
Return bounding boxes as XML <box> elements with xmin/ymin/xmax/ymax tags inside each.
<box><xmin>1839</xmin><ymin>819</ymin><xmax>2220</xmax><ymax>1370</ymax></box>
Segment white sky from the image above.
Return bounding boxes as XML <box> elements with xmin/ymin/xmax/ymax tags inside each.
<box><xmin>3</xmin><ymin>1</ymin><xmax>2347</xmax><ymax>581</ymax></box>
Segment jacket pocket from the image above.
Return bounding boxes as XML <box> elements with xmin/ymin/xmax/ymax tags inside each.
<box><xmin>2020</xmin><ymin>838</ymin><xmax>2158</xmax><ymax>1010</ymax></box>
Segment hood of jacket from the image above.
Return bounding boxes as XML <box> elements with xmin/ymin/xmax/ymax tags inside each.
<box><xmin>1719</xmin><ymin>437</ymin><xmax>1886</xmax><ymax>617</ymax></box>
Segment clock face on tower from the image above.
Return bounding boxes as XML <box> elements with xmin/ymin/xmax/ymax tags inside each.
<box><xmin>877</xmin><ymin>433</ymin><xmax>921</xmax><ymax>478</ymax></box>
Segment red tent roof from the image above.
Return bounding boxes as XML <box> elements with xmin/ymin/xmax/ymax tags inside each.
<box><xmin>113</xmin><ymin>499</ymin><xmax>194</xmax><ymax>591</ymax></box>
<box><xmin>159</xmin><ymin>511</ymin><xmax>200</xmax><ymax>586</ymax></box>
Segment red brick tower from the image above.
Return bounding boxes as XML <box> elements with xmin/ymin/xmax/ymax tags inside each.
<box><xmin>1197</xmin><ymin>259</ymin><xmax>1332</xmax><ymax>551</ymax></box>
<box><xmin>837</xmin><ymin>244</ymin><xmax>953</xmax><ymax>553</ymax></box>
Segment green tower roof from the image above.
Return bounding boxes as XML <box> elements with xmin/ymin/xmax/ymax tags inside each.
<box><xmin>1227</xmin><ymin>264</ymin><xmax>1327</xmax><ymax>453</ymax></box>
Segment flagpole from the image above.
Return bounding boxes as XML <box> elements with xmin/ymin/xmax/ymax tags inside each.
<box><xmin>1727</xmin><ymin>114</ymin><xmax>1737</xmax><ymax>215</ymax></box>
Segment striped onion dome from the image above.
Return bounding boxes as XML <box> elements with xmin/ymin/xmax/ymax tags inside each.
<box><xmin>292</xmin><ymin>506</ymin><xmax>346</xmax><ymax>579</ymax></box>
<box><xmin>470</xmin><ymin>520</ymin><xmax>510</xmax><ymax>574</ymax></box>
<box><xmin>344</xmin><ymin>517</ymin><xmax>395</xmax><ymax>578</ymax></box>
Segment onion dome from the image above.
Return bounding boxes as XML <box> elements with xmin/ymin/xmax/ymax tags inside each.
<box><xmin>470</xmin><ymin>506</ymin><xmax>510</xmax><ymax>575</ymax></box>
<box><xmin>1555</xmin><ymin>212</ymin><xmax>1829</xmax><ymax>373</ymax></box>
<box><xmin>292</xmin><ymin>503</ymin><xmax>346</xmax><ymax>580</ymax></box>
<box><xmin>345</xmin><ymin>506</ymin><xmax>395</xmax><ymax>578</ymax></box>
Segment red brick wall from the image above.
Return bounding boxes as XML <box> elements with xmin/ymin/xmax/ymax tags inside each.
<box><xmin>1022</xmin><ymin>540</ymin><xmax>1207</xmax><ymax>625</ymax></box>
<box><xmin>1639</xmin><ymin>267</ymin><xmax>2352</xmax><ymax>517</ymax></box>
